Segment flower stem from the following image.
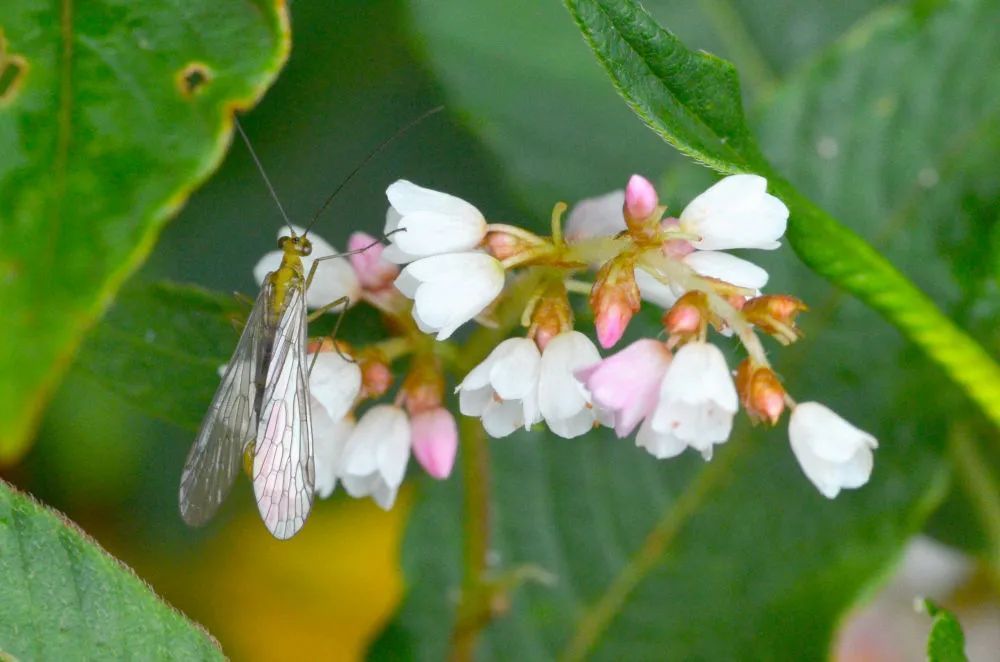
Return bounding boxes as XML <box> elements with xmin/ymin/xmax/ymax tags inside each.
<box><xmin>563</xmin><ymin>278</ymin><xmax>594</xmax><ymax>296</ymax></box>
<box><xmin>448</xmin><ymin>416</ymin><xmax>492</xmax><ymax>661</ymax></box>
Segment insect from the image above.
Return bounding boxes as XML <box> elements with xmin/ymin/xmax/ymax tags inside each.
<box><xmin>179</xmin><ymin>108</ymin><xmax>441</xmax><ymax>539</ymax></box>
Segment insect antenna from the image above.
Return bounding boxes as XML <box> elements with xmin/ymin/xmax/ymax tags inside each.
<box><xmin>301</xmin><ymin>105</ymin><xmax>445</xmax><ymax>238</ymax></box>
<box><xmin>233</xmin><ymin>116</ymin><xmax>296</xmax><ymax>237</ymax></box>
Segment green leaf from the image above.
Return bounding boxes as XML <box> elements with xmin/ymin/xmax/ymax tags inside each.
<box><xmin>564</xmin><ymin>0</ymin><xmax>1000</xmax><ymax>430</ymax></box>
<box><xmin>72</xmin><ymin>279</ymin><xmax>392</xmax><ymax>430</ymax></box>
<box><xmin>0</xmin><ymin>479</ymin><xmax>221</xmax><ymax>658</ymax></box>
<box><xmin>0</xmin><ymin>1</ymin><xmax>289</xmax><ymax>462</ymax></box>
<box><xmin>921</xmin><ymin>599</ymin><xmax>968</xmax><ymax>662</ymax></box>
<box><xmin>75</xmin><ymin>281</ymin><xmax>244</xmax><ymax>430</ymax></box>
<box><xmin>565</xmin><ymin>0</ymin><xmax>766</xmax><ymax>172</ymax></box>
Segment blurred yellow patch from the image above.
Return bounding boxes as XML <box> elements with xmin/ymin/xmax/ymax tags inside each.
<box><xmin>147</xmin><ymin>493</ymin><xmax>409</xmax><ymax>661</ymax></box>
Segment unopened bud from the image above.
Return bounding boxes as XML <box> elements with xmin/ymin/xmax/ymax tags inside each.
<box><xmin>528</xmin><ymin>283</ymin><xmax>573</xmax><ymax>351</ymax></box>
<box><xmin>662</xmin><ymin>291</ymin><xmax>707</xmax><ymax>338</ymax></box>
<box><xmin>625</xmin><ymin>174</ymin><xmax>658</xmax><ymax>221</ymax></box>
<box><xmin>590</xmin><ymin>255</ymin><xmax>641</xmax><ymax>348</ymax></box>
<box><xmin>400</xmin><ymin>360</ymin><xmax>445</xmax><ymax>416</ymax></box>
<box><xmin>485</xmin><ymin>231</ymin><xmax>534</xmax><ymax>261</ymax></box>
<box><xmin>736</xmin><ymin>359</ymin><xmax>786</xmax><ymax>425</ymax></box>
<box><xmin>743</xmin><ymin>295</ymin><xmax>808</xmax><ymax>344</ymax></box>
<box><xmin>359</xmin><ymin>355</ymin><xmax>393</xmax><ymax>399</ymax></box>
<box><xmin>623</xmin><ymin>174</ymin><xmax>664</xmax><ymax>241</ymax></box>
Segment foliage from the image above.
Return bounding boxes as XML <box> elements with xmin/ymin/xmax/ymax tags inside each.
<box><xmin>0</xmin><ymin>1</ymin><xmax>289</xmax><ymax>461</ymax></box>
<box><xmin>0</xmin><ymin>480</ymin><xmax>220</xmax><ymax>659</ymax></box>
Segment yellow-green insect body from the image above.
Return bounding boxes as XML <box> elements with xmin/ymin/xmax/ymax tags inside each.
<box><xmin>181</xmin><ymin>231</ymin><xmax>317</xmax><ymax>540</ymax></box>
<box><xmin>268</xmin><ymin>234</ymin><xmax>312</xmax><ymax>320</ymax></box>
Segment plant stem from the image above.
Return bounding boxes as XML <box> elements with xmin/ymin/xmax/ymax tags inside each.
<box><xmin>949</xmin><ymin>424</ymin><xmax>1000</xmax><ymax>590</ymax></box>
<box><xmin>448</xmin><ymin>417</ymin><xmax>492</xmax><ymax>661</ymax></box>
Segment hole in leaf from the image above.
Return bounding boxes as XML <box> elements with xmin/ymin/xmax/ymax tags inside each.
<box><xmin>0</xmin><ymin>30</ymin><xmax>28</xmax><ymax>106</ymax></box>
<box><xmin>176</xmin><ymin>62</ymin><xmax>213</xmax><ymax>98</ymax></box>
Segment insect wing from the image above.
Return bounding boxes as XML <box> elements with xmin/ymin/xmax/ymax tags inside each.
<box><xmin>179</xmin><ymin>282</ymin><xmax>272</xmax><ymax>526</ymax></box>
<box><xmin>252</xmin><ymin>283</ymin><xmax>315</xmax><ymax>539</ymax></box>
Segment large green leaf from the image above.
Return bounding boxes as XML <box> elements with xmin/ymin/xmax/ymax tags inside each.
<box><xmin>75</xmin><ymin>281</ymin><xmax>243</xmax><ymax>430</ymax></box>
<box><xmin>0</xmin><ymin>1</ymin><xmax>289</xmax><ymax>461</ymax></box>
<box><xmin>0</xmin><ymin>479</ymin><xmax>221</xmax><ymax>658</ymax></box>
<box><xmin>371</xmin><ymin>1</ymin><xmax>997</xmax><ymax>659</ymax></box>
<box><xmin>565</xmin><ymin>0</ymin><xmax>1000</xmax><ymax>429</ymax></box>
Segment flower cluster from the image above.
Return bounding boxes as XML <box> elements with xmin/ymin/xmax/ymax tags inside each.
<box><xmin>247</xmin><ymin>173</ymin><xmax>878</xmax><ymax>510</ymax></box>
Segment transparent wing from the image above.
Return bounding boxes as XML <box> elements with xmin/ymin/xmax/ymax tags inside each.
<box><xmin>179</xmin><ymin>282</ymin><xmax>271</xmax><ymax>527</ymax></box>
<box><xmin>252</xmin><ymin>284</ymin><xmax>315</xmax><ymax>540</ymax></box>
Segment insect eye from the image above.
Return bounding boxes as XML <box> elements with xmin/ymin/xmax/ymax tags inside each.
<box><xmin>277</xmin><ymin>236</ymin><xmax>289</xmax><ymax>249</ymax></box>
<box><xmin>300</xmin><ymin>243</ymin><xmax>312</xmax><ymax>256</ymax></box>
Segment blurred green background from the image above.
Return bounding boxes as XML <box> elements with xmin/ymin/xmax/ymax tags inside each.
<box><xmin>3</xmin><ymin>0</ymin><xmax>999</xmax><ymax>659</ymax></box>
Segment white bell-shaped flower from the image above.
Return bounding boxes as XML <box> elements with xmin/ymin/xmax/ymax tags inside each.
<box><xmin>789</xmin><ymin>402</ymin><xmax>878</xmax><ymax>498</ymax></box>
<box><xmin>313</xmin><ymin>410</ymin><xmax>355</xmax><ymax>499</ymax></box>
<box><xmin>253</xmin><ymin>225</ymin><xmax>361</xmax><ymax>309</ymax></box>
<box><xmin>382</xmin><ymin>180</ymin><xmax>487</xmax><ymax>264</ymax></box>
<box><xmin>394</xmin><ymin>252</ymin><xmax>505</xmax><ymax>340</ymax></box>
<box><xmin>308</xmin><ymin>350</ymin><xmax>362</xmax><ymax>423</ymax></box>
<box><xmin>636</xmin><ymin>417</ymin><xmax>688</xmax><ymax>459</ymax></box>
<box><xmin>650</xmin><ymin>342</ymin><xmax>738</xmax><ymax>459</ymax></box>
<box><xmin>679</xmin><ymin>174</ymin><xmax>788</xmax><ymax>251</ymax></box>
<box><xmin>456</xmin><ymin>338</ymin><xmax>542</xmax><ymax>438</ymax></box>
<box><xmin>538</xmin><ymin>331</ymin><xmax>609</xmax><ymax>438</ymax></box>
<box><xmin>339</xmin><ymin>405</ymin><xmax>411</xmax><ymax>510</ymax></box>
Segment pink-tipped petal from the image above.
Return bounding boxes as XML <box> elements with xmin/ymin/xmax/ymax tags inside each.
<box><xmin>411</xmin><ymin>407</ymin><xmax>458</xmax><ymax>479</ymax></box>
<box><xmin>576</xmin><ymin>339</ymin><xmax>672</xmax><ymax>437</ymax></box>
<box><xmin>625</xmin><ymin>174</ymin><xmax>658</xmax><ymax>221</ymax></box>
<box><xmin>595</xmin><ymin>301</ymin><xmax>632</xmax><ymax>349</ymax></box>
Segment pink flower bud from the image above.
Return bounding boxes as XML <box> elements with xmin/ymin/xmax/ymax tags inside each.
<box><xmin>625</xmin><ymin>174</ymin><xmax>658</xmax><ymax>221</ymax></box>
<box><xmin>411</xmin><ymin>407</ymin><xmax>458</xmax><ymax>479</ymax></box>
<box><xmin>528</xmin><ymin>284</ymin><xmax>574</xmax><ymax>352</ymax></box>
<box><xmin>595</xmin><ymin>298</ymin><xmax>633</xmax><ymax>349</ymax></box>
<box><xmin>736</xmin><ymin>359</ymin><xmax>786</xmax><ymax>425</ymax></box>
<box><xmin>484</xmin><ymin>231</ymin><xmax>533</xmax><ymax>261</ymax></box>
<box><xmin>590</xmin><ymin>255</ymin><xmax>641</xmax><ymax>349</ymax></box>
<box><xmin>662</xmin><ymin>291</ymin><xmax>706</xmax><ymax>337</ymax></box>
<box><xmin>348</xmin><ymin>231</ymin><xmax>399</xmax><ymax>290</ymax></box>
<box><xmin>360</xmin><ymin>356</ymin><xmax>393</xmax><ymax>399</ymax></box>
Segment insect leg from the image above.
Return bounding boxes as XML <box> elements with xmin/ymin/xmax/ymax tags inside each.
<box><xmin>306</xmin><ymin>296</ymin><xmax>354</xmax><ymax>375</ymax></box>
<box><xmin>307</xmin><ymin>295</ymin><xmax>350</xmax><ymax>323</ymax></box>
<box><xmin>304</xmin><ymin>232</ymin><xmax>401</xmax><ymax>290</ymax></box>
